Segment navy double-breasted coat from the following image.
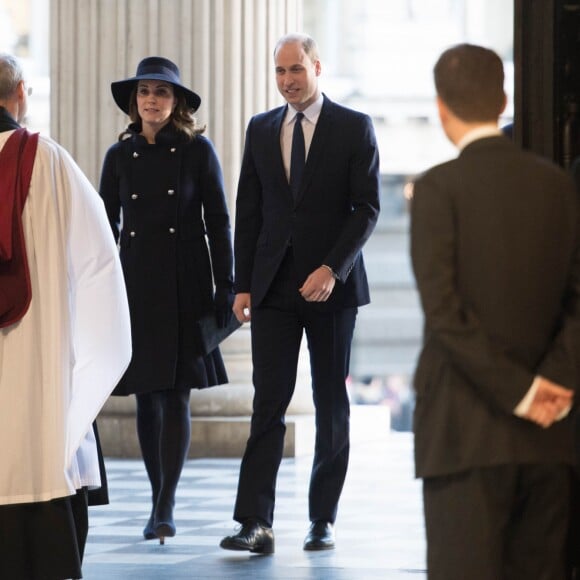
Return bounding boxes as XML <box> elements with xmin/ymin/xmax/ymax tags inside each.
<box><xmin>99</xmin><ymin>123</ymin><xmax>233</xmax><ymax>395</ymax></box>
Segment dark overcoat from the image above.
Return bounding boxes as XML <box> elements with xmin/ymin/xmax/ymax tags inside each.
<box><xmin>99</xmin><ymin>123</ymin><xmax>233</xmax><ymax>395</ymax></box>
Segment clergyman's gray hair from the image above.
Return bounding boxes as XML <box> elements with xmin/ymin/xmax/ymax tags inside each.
<box><xmin>0</xmin><ymin>53</ymin><xmax>24</xmax><ymax>100</ymax></box>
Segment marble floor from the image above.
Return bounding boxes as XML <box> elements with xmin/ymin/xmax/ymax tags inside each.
<box><xmin>82</xmin><ymin>432</ymin><xmax>426</xmax><ymax>580</ymax></box>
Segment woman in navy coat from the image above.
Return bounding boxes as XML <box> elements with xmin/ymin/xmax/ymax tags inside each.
<box><xmin>99</xmin><ymin>57</ymin><xmax>234</xmax><ymax>543</ymax></box>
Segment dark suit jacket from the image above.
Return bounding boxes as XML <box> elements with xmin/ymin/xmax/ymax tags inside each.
<box><xmin>411</xmin><ymin>135</ymin><xmax>580</xmax><ymax>478</ymax></box>
<box><xmin>234</xmin><ymin>95</ymin><xmax>380</xmax><ymax>311</ymax></box>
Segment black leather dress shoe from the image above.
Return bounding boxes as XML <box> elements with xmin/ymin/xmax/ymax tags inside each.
<box><xmin>220</xmin><ymin>519</ymin><xmax>275</xmax><ymax>554</ymax></box>
<box><xmin>303</xmin><ymin>521</ymin><xmax>335</xmax><ymax>551</ymax></box>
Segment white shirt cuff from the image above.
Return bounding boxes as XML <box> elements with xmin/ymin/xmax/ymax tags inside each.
<box><xmin>514</xmin><ymin>376</ymin><xmax>572</xmax><ymax>421</ymax></box>
<box><xmin>514</xmin><ymin>377</ymin><xmax>540</xmax><ymax>417</ymax></box>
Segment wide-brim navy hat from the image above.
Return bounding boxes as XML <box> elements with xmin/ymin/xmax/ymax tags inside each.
<box><xmin>111</xmin><ymin>56</ymin><xmax>201</xmax><ymax>115</ymax></box>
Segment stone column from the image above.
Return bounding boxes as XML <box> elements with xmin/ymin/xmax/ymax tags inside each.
<box><xmin>50</xmin><ymin>0</ymin><xmax>315</xmax><ymax>458</ymax></box>
<box><xmin>50</xmin><ymin>0</ymin><xmax>302</xmax><ymax>207</ymax></box>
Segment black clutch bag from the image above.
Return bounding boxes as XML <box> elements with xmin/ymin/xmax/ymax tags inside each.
<box><xmin>195</xmin><ymin>311</ymin><xmax>242</xmax><ymax>356</ymax></box>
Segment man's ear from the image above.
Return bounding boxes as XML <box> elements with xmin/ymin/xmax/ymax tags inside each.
<box><xmin>435</xmin><ymin>95</ymin><xmax>459</xmax><ymax>145</ymax></box>
<box><xmin>437</xmin><ymin>95</ymin><xmax>452</xmax><ymax>129</ymax></box>
<box><xmin>436</xmin><ymin>96</ymin><xmax>449</xmax><ymax>125</ymax></box>
<box><xmin>499</xmin><ymin>92</ymin><xmax>507</xmax><ymax>116</ymax></box>
<box><xmin>16</xmin><ymin>79</ymin><xmax>26</xmax><ymax>99</ymax></box>
<box><xmin>314</xmin><ymin>59</ymin><xmax>321</xmax><ymax>77</ymax></box>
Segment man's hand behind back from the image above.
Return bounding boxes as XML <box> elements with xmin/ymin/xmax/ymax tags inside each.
<box><xmin>523</xmin><ymin>377</ymin><xmax>574</xmax><ymax>429</ymax></box>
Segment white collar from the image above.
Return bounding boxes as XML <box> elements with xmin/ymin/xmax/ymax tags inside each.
<box><xmin>457</xmin><ymin>124</ymin><xmax>502</xmax><ymax>151</ymax></box>
<box><xmin>285</xmin><ymin>93</ymin><xmax>324</xmax><ymax>125</ymax></box>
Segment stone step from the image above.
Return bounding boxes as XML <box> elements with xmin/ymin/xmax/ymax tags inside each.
<box><xmin>98</xmin><ymin>404</ymin><xmax>391</xmax><ymax>459</ymax></box>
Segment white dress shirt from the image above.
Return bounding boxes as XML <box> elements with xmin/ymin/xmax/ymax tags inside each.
<box><xmin>280</xmin><ymin>93</ymin><xmax>324</xmax><ymax>182</ymax></box>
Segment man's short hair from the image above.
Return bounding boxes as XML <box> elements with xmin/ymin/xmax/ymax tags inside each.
<box><xmin>0</xmin><ymin>53</ymin><xmax>23</xmax><ymax>101</ymax></box>
<box><xmin>434</xmin><ymin>43</ymin><xmax>505</xmax><ymax>122</ymax></box>
<box><xmin>274</xmin><ymin>33</ymin><xmax>320</xmax><ymax>64</ymax></box>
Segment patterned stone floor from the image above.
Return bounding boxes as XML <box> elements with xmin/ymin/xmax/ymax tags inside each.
<box><xmin>82</xmin><ymin>432</ymin><xmax>426</xmax><ymax>580</ymax></box>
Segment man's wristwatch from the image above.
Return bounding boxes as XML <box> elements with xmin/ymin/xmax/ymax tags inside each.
<box><xmin>321</xmin><ymin>264</ymin><xmax>339</xmax><ymax>280</ymax></box>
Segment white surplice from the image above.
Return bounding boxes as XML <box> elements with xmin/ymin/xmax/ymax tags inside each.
<box><xmin>0</xmin><ymin>130</ymin><xmax>131</xmax><ymax>505</ymax></box>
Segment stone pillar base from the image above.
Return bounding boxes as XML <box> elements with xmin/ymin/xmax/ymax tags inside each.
<box><xmin>97</xmin><ymin>405</ymin><xmax>390</xmax><ymax>459</ymax></box>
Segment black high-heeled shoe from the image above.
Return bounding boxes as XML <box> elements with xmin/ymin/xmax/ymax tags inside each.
<box><xmin>154</xmin><ymin>520</ymin><xmax>176</xmax><ymax>545</ymax></box>
<box><xmin>154</xmin><ymin>502</ymin><xmax>176</xmax><ymax>545</ymax></box>
<box><xmin>143</xmin><ymin>512</ymin><xmax>157</xmax><ymax>540</ymax></box>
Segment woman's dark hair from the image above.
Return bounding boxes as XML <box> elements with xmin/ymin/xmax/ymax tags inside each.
<box><xmin>119</xmin><ymin>85</ymin><xmax>206</xmax><ymax>141</ymax></box>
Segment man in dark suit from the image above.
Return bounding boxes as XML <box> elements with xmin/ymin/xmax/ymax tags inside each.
<box><xmin>220</xmin><ymin>33</ymin><xmax>380</xmax><ymax>554</ymax></box>
<box><xmin>411</xmin><ymin>43</ymin><xmax>580</xmax><ymax>579</ymax></box>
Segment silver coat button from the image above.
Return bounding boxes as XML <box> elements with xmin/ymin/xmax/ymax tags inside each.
<box><xmin>131</xmin><ymin>194</ymin><xmax>138</xmax><ymax>200</ymax></box>
<box><xmin>130</xmin><ymin>231</ymin><xmax>136</xmax><ymax>237</ymax></box>
<box><xmin>170</xmin><ymin>147</ymin><xmax>176</xmax><ymax>153</ymax></box>
<box><xmin>168</xmin><ymin>189</ymin><xmax>175</xmax><ymax>195</ymax></box>
<box><xmin>169</xmin><ymin>227</ymin><xmax>176</xmax><ymax>234</ymax></box>
<box><xmin>132</xmin><ymin>152</ymin><xmax>139</xmax><ymax>158</ymax></box>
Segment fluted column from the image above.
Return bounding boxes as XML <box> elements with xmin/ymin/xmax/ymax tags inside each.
<box><xmin>50</xmin><ymin>0</ymin><xmax>315</xmax><ymax>458</ymax></box>
<box><xmin>50</xmin><ymin>0</ymin><xmax>302</xmax><ymax>209</ymax></box>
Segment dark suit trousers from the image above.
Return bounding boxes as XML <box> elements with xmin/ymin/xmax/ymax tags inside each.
<box><xmin>423</xmin><ymin>464</ymin><xmax>571</xmax><ymax>580</ymax></box>
<box><xmin>233</xmin><ymin>250</ymin><xmax>357</xmax><ymax>528</ymax></box>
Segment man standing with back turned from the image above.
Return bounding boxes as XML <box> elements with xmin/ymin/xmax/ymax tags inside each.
<box><xmin>220</xmin><ymin>33</ymin><xmax>380</xmax><ymax>553</ymax></box>
<box><xmin>411</xmin><ymin>43</ymin><xmax>580</xmax><ymax>579</ymax></box>
<box><xmin>0</xmin><ymin>53</ymin><xmax>131</xmax><ymax>579</ymax></box>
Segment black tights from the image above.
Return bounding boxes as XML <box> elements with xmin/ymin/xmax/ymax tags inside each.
<box><xmin>136</xmin><ymin>389</ymin><xmax>191</xmax><ymax>525</ymax></box>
